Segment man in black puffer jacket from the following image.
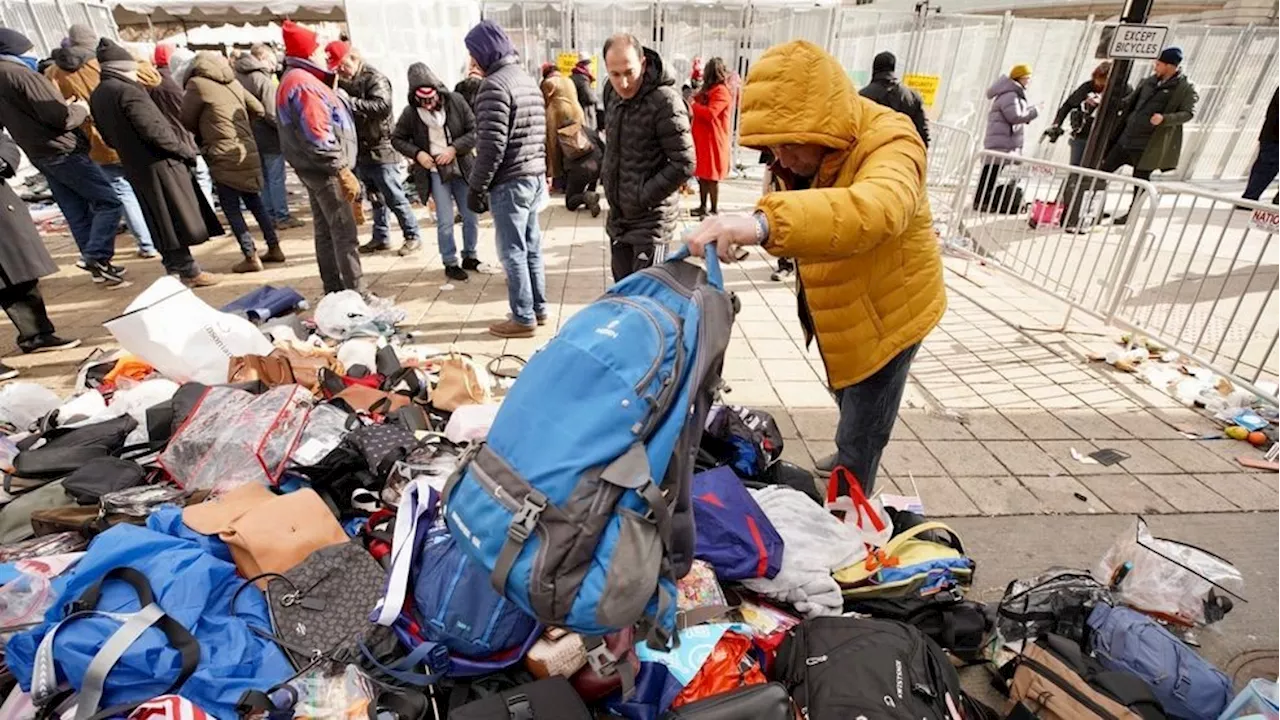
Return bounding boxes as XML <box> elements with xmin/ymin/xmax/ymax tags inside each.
<box><xmin>465</xmin><ymin>20</ymin><xmax>548</xmax><ymax>339</ymax></box>
<box><xmin>859</xmin><ymin>51</ymin><xmax>929</xmax><ymax>147</ymax></box>
<box><xmin>600</xmin><ymin>34</ymin><xmax>694</xmax><ymax>281</ymax></box>
<box><xmin>392</xmin><ymin>62</ymin><xmax>481</xmax><ymax>283</ymax></box>
<box><xmin>331</xmin><ymin>42</ymin><xmax>422</xmax><ymax>255</ymax></box>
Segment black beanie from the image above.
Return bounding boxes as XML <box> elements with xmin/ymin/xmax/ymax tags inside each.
<box><xmin>873</xmin><ymin>51</ymin><xmax>896</xmax><ymax>75</ymax></box>
<box><xmin>96</xmin><ymin>38</ymin><xmax>134</xmax><ymax>64</ymax></box>
<box><xmin>0</xmin><ymin>29</ymin><xmax>33</xmax><ymax>57</ymax></box>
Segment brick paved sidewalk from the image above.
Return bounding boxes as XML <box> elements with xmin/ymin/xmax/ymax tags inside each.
<box><xmin>12</xmin><ymin>177</ymin><xmax>1276</xmax><ymax>517</ymax></box>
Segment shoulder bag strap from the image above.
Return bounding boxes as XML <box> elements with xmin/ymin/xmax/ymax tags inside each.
<box><xmin>374</xmin><ymin>480</ymin><xmax>438</xmax><ymax>626</ymax></box>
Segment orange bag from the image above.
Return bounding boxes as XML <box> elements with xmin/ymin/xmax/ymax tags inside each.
<box><xmin>669</xmin><ymin>631</ymin><xmax>767</xmax><ymax>709</ymax></box>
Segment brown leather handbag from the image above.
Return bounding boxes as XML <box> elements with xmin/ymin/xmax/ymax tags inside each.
<box><xmin>273</xmin><ymin>344</ymin><xmax>344</xmax><ymax>394</ymax></box>
<box><xmin>183</xmin><ymin>484</ymin><xmax>348</xmax><ymax>582</ymax></box>
<box><xmin>432</xmin><ymin>352</ymin><xmax>492</xmax><ymax>412</ymax></box>
<box><xmin>228</xmin><ymin>351</ymin><xmax>296</xmax><ymax>388</ymax></box>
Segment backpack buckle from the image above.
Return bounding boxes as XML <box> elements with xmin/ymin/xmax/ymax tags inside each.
<box><xmin>585</xmin><ymin>643</ymin><xmax>618</xmax><ymax>677</ymax></box>
<box><xmin>507</xmin><ymin>491</ymin><xmax>547</xmax><ymax>544</ymax></box>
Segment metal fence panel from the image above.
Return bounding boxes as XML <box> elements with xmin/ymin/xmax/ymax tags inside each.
<box><xmin>348</xmin><ymin>0</ymin><xmax>479</xmax><ymax>113</ymax></box>
<box><xmin>830</xmin><ymin>8</ymin><xmax>916</xmax><ymax>88</ymax></box>
<box><xmin>657</xmin><ymin>2</ymin><xmax>743</xmax><ymax>83</ymax></box>
<box><xmin>573</xmin><ymin>1</ymin><xmax>654</xmax><ymax>55</ymax></box>
<box><xmin>911</xmin><ymin>14</ymin><xmax>1006</xmax><ymax>130</ymax></box>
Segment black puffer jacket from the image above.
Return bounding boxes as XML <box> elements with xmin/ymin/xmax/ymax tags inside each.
<box><xmin>469</xmin><ymin>55</ymin><xmax>546</xmax><ymax>193</ymax></box>
<box><xmin>340</xmin><ymin>62</ymin><xmax>397</xmax><ymax>165</ymax></box>
<box><xmin>860</xmin><ymin>71</ymin><xmax>930</xmax><ymax>146</ymax></box>
<box><xmin>391</xmin><ymin>62</ymin><xmax>477</xmax><ymax>189</ymax></box>
<box><xmin>601</xmin><ymin>47</ymin><xmax>694</xmax><ymax>247</ymax></box>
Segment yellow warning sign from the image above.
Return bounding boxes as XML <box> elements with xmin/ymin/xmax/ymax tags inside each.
<box><xmin>557</xmin><ymin>52</ymin><xmax>596</xmax><ymax>83</ymax></box>
<box><xmin>903</xmin><ymin>73</ymin><xmax>940</xmax><ymax>108</ymax></box>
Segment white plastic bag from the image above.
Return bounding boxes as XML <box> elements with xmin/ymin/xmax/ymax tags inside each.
<box><xmin>104</xmin><ymin>276</ymin><xmax>272</xmax><ymax>384</ymax></box>
<box><xmin>314</xmin><ymin>291</ymin><xmax>404</xmax><ymax>340</ymax></box>
<box><xmin>825</xmin><ymin>467</ymin><xmax>893</xmax><ymax>549</ymax></box>
<box><xmin>0</xmin><ymin>384</ymin><xmax>60</xmax><ymax>431</ymax></box>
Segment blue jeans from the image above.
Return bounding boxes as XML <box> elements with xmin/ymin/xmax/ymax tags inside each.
<box><xmin>215</xmin><ymin>182</ymin><xmax>279</xmax><ymax>255</ymax></box>
<box><xmin>489</xmin><ymin>176</ymin><xmax>547</xmax><ymax>326</ymax></box>
<box><xmin>194</xmin><ymin>157</ymin><xmax>214</xmax><ymax>208</ymax></box>
<box><xmin>100</xmin><ymin>164</ymin><xmax>155</xmax><ymax>253</ymax></box>
<box><xmin>1068</xmin><ymin>135</ymin><xmax>1089</xmax><ymax>167</ymax></box>
<box><xmin>428</xmin><ymin>172</ymin><xmax>478</xmax><ymax>267</ymax></box>
<box><xmin>260</xmin><ymin>152</ymin><xmax>291</xmax><ymax>221</ymax></box>
<box><xmin>1244</xmin><ymin>141</ymin><xmax>1278</xmax><ymax>201</ymax></box>
<box><xmin>833</xmin><ymin>343</ymin><xmax>919</xmax><ymax>494</ymax></box>
<box><xmin>356</xmin><ymin>161</ymin><xmax>420</xmax><ymax>245</ymax></box>
<box><xmin>33</xmin><ymin>153</ymin><xmax>122</xmax><ymax>264</ymax></box>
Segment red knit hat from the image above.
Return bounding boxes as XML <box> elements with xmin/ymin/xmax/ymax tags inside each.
<box><xmin>325</xmin><ymin>40</ymin><xmax>350</xmax><ymax>70</ymax></box>
<box><xmin>281</xmin><ymin>20</ymin><xmax>318</xmax><ymax>59</ymax></box>
<box><xmin>153</xmin><ymin>43</ymin><xmax>173</xmax><ymax>68</ymax></box>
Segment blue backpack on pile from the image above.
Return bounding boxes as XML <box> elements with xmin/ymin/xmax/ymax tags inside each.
<box><xmin>443</xmin><ymin>248</ymin><xmax>735</xmax><ymax>651</ymax></box>
<box><xmin>372</xmin><ymin>481</ymin><xmax>540</xmax><ymax>684</ymax></box>
<box><xmin>1087</xmin><ymin>604</ymin><xmax>1231</xmax><ymax>719</ymax></box>
<box><xmin>691</xmin><ymin>466</ymin><xmax>783</xmax><ymax>581</ymax></box>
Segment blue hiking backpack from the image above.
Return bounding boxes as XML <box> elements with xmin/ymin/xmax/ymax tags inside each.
<box><xmin>372</xmin><ymin>481</ymin><xmax>540</xmax><ymax>685</ymax></box>
<box><xmin>442</xmin><ymin>248</ymin><xmax>735</xmax><ymax>657</ymax></box>
<box><xmin>1087</xmin><ymin>604</ymin><xmax>1231</xmax><ymax>719</ymax></box>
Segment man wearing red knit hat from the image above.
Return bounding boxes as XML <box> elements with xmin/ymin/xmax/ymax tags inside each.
<box><xmin>275</xmin><ymin>20</ymin><xmax>364</xmax><ymax>295</ymax></box>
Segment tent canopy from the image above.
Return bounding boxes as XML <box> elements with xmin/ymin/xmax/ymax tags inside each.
<box><xmin>111</xmin><ymin>0</ymin><xmax>343</xmax><ymax>27</ymax></box>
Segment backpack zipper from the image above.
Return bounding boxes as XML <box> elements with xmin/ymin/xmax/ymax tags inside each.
<box><xmin>601</xmin><ymin>296</ymin><xmax>668</xmax><ymax>399</ymax></box>
<box><xmin>1017</xmin><ymin>655</ymin><xmax>1122</xmax><ymax>720</ymax></box>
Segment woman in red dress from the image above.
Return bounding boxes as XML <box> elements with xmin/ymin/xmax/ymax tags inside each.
<box><xmin>690</xmin><ymin>57</ymin><xmax>733</xmax><ymax>217</ymax></box>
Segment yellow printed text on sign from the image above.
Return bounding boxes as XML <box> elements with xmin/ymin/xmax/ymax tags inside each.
<box><xmin>903</xmin><ymin>73</ymin><xmax>940</xmax><ymax>108</ymax></box>
<box><xmin>557</xmin><ymin>52</ymin><xmax>596</xmax><ymax>84</ymax></box>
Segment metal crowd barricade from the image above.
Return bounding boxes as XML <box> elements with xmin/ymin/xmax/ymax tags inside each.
<box><xmin>945</xmin><ymin>150</ymin><xmax>1159</xmax><ymax>329</ymax></box>
<box><xmin>925</xmin><ymin>121</ymin><xmax>975</xmax><ymax>230</ymax></box>
<box><xmin>1106</xmin><ymin>188</ymin><xmax>1279</xmax><ymax>402</ymax></box>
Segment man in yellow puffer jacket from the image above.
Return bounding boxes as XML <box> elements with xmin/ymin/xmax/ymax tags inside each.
<box><xmin>687</xmin><ymin>40</ymin><xmax>946</xmax><ymax>494</ymax></box>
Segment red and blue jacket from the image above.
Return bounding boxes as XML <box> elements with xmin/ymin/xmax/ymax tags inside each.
<box><xmin>275</xmin><ymin>57</ymin><xmax>356</xmax><ymax>177</ymax></box>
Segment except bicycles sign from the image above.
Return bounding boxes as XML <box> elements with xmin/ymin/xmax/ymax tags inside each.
<box><xmin>1106</xmin><ymin>24</ymin><xmax>1170</xmax><ymax>60</ymax></box>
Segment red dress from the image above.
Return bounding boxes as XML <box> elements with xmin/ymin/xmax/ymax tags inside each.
<box><xmin>691</xmin><ymin>83</ymin><xmax>733</xmax><ymax>181</ymax></box>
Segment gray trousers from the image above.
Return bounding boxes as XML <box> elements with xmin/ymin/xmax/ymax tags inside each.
<box><xmin>299</xmin><ymin>171</ymin><xmax>364</xmax><ymax>294</ymax></box>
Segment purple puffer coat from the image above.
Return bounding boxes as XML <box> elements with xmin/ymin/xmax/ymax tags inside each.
<box><xmin>984</xmin><ymin>75</ymin><xmax>1038</xmax><ymax>152</ymax></box>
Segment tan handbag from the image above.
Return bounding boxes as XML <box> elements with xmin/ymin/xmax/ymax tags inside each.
<box><xmin>272</xmin><ymin>343</ymin><xmax>344</xmax><ymax>394</ymax></box>
<box><xmin>433</xmin><ymin>352</ymin><xmax>492</xmax><ymax>412</ymax></box>
<box><xmin>183</xmin><ymin>484</ymin><xmax>348</xmax><ymax>582</ymax></box>
<box><xmin>228</xmin><ymin>351</ymin><xmax>297</xmax><ymax>387</ymax></box>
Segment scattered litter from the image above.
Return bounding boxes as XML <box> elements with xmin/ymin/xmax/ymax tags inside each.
<box><xmin>439</xmin><ymin>283</ymin><xmax>455</xmax><ymax>291</ymax></box>
<box><xmin>1072</xmin><ymin>492</ymin><xmax>1088</xmax><ymax>502</ymax></box>
<box><xmin>879</xmin><ymin>493</ymin><xmax>924</xmax><ymax>514</ymax></box>
<box><xmin>1070</xmin><ymin>447</ymin><xmax>1099</xmax><ymax>464</ymax></box>
<box><xmin>1089</xmin><ymin>448</ymin><xmax>1130</xmax><ymax>466</ymax></box>
<box><xmin>1237</xmin><ymin>456</ymin><xmax>1279</xmax><ymax>472</ymax></box>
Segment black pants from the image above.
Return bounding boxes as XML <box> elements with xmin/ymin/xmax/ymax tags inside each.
<box><xmin>610</xmin><ymin>240</ymin><xmax>660</xmax><ymax>282</ymax></box>
<box><xmin>973</xmin><ymin>161</ymin><xmax>1006</xmax><ymax>211</ymax></box>
<box><xmin>565</xmin><ymin>162</ymin><xmax>599</xmax><ymax>211</ymax></box>
<box><xmin>0</xmin><ymin>280</ymin><xmax>55</xmax><ymax>346</ymax></box>
<box><xmin>1100</xmin><ymin>145</ymin><xmax>1153</xmax><ymax>216</ymax></box>
<box><xmin>833</xmin><ymin>343</ymin><xmax>919</xmax><ymax>494</ymax></box>
<box><xmin>299</xmin><ymin>172</ymin><xmax>363</xmax><ymax>294</ymax></box>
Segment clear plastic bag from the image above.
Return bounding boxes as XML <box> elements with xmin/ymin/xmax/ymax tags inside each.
<box><xmin>382</xmin><ymin>436</ymin><xmax>460</xmax><ymax>506</ymax></box>
<box><xmin>0</xmin><ymin>572</ymin><xmax>55</xmax><ymax>643</ymax></box>
<box><xmin>289</xmin><ymin>404</ymin><xmax>355</xmax><ymax>468</ymax></box>
<box><xmin>1218</xmin><ymin>678</ymin><xmax>1278</xmax><ymax>719</ymax></box>
<box><xmin>1095</xmin><ymin>517</ymin><xmax>1244</xmax><ymax>627</ymax></box>
<box><xmin>159</xmin><ymin>385</ymin><xmax>313</xmax><ymax>492</ymax></box>
<box><xmin>263</xmin><ymin>664</ymin><xmax>376</xmax><ymax>720</ymax></box>
<box><xmin>100</xmin><ymin>485</ymin><xmax>189</xmax><ymax>518</ymax></box>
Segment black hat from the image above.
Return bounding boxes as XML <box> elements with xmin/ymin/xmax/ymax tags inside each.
<box><xmin>873</xmin><ymin>51</ymin><xmax>896</xmax><ymax>74</ymax></box>
<box><xmin>0</xmin><ymin>29</ymin><xmax>33</xmax><ymax>57</ymax></box>
<box><xmin>1157</xmin><ymin>46</ymin><xmax>1183</xmax><ymax>66</ymax></box>
<box><xmin>95</xmin><ymin>37</ymin><xmax>134</xmax><ymax>64</ymax></box>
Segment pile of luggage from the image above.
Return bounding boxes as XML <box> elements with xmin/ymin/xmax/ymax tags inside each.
<box><xmin>0</xmin><ymin>253</ymin><xmax>1265</xmax><ymax>720</ymax></box>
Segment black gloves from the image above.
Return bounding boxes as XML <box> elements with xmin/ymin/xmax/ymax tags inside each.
<box><xmin>467</xmin><ymin>188</ymin><xmax>489</xmax><ymax>215</ymax></box>
<box><xmin>1043</xmin><ymin>126</ymin><xmax>1065</xmax><ymax>143</ymax></box>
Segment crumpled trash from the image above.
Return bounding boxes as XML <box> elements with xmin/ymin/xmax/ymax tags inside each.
<box><xmin>314</xmin><ymin>291</ymin><xmax>405</xmax><ymax>340</ymax></box>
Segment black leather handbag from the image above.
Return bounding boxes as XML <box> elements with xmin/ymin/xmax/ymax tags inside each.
<box><xmin>661</xmin><ymin>683</ymin><xmax>794</xmax><ymax>720</ymax></box>
<box><xmin>234</xmin><ymin>540</ymin><xmax>392</xmax><ymax>670</ymax></box>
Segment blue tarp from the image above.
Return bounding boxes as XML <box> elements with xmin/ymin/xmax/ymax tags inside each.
<box><xmin>6</xmin><ymin>522</ymin><xmax>293</xmax><ymax>719</ymax></box>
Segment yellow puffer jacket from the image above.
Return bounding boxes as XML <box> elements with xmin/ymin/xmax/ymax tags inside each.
<box><xmin>740</xmin><ymin>40</ymin><xmax>946</xmax><ymax>390</ymax></box>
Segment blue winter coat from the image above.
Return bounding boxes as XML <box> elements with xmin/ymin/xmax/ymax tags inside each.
<box><xmin>984</xmin><ymin>75</ymin><xmax>1038</xmax><ymax>153</ymax></box>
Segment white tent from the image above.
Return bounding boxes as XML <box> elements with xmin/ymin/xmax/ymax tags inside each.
<box><xmin>111</xmin><ymin>0</ymin><xmax>343</xmax><ymax>27</ymax></box>
<box><xmin>343</xmin><ymin>0</ymin><xmax>480</xmax><ymax>108</ymax></box>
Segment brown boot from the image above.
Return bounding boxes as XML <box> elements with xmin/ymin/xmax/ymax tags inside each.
<box><xmin>259</xmin><ymin>245</ymin><xmax>287</xmax><ymax>264</ymax></box>
<box><xmin>232</xmin><ymin>254</ymin><xmax>263</xmax><ymax>273</ymax></box>
<box><xmin>182</xmin><ymin>271</ymin><xmax>221</xmax><ymax>288</ymax></box>
<box><xmin>488</xmin><ymin>318</ymin><xmax>536</xmax><ymax>338</ymax></box>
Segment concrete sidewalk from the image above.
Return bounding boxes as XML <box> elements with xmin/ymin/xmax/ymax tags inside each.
<box><xmin>12</xmin><ymin>176</ymin><xmax>1277</xmax><ymax>521</ymax></box>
